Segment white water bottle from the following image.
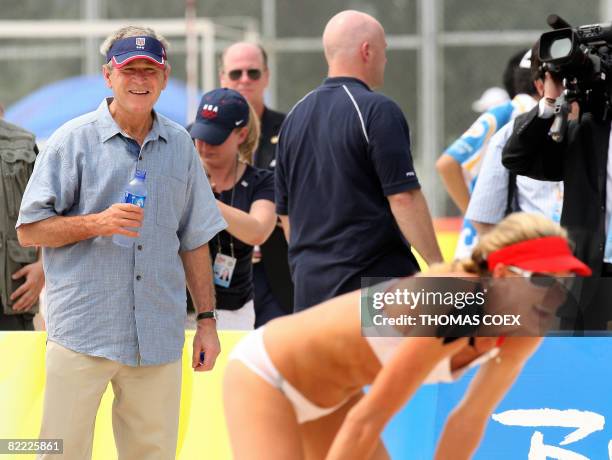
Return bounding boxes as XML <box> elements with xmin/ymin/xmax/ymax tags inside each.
<box><xmin>113</xmin><ymin>169</ymin><xmax>147</xmax><ymax>248</ymax></box>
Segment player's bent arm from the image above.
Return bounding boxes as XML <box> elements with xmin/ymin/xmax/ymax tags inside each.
<box><xmin>434</xmin><ymin>337</ymin><xmax>542</xmax><ymax>460</ymax></box>
<box><xmin>436</xmin><ymin>154</ymin><xmax>470</xmax><ymax>214</ymax></box>
<box><xmin>326</xmin><ymin>337</ymin><xmax>466</xmax><ymax>460</ymax></box>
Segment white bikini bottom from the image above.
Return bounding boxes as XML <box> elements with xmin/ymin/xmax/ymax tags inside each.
<box><xmin>229</xmin><ymin>327</ymin><xmax>500</xmax><ymax>426</ymax></box>
<box><xmin>228</xmin><ymin>327</ymin><xmax>351</xmax><ymax>424</ymax></box>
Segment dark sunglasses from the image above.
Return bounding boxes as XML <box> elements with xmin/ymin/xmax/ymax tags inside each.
<box><xmin>507</xmin><ymin>266</ymin><xmax>575</xmax><ymax>289</ymax></box>
<box><xmin>227</xmin><ymin>68</ymin><xmax>263</xmax><ymax>81</ymax></box>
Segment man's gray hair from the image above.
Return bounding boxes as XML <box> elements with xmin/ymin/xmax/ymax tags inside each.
<box><xmin>100</xmin><ymin>25</ymin><xmax>170</xmax><ymax>70</ymax></box>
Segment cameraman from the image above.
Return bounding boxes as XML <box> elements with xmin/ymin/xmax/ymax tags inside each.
<box><xmin>502</xmin><ymin>49</ymin><xmax>611</xmax><ymax>330</ymax></box>
<box><xmin>467</xmin><ymin>44</ymin><xmax>563</xmax><ymax>234</ymax></box>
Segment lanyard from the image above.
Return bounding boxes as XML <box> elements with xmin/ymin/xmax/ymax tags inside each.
<box><xmin>216</xmin><ymin>157</ymin><xmax>239</xmax><ymax>259</ymax></box>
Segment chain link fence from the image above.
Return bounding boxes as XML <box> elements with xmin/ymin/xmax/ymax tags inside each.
<box><xmin>0</xmin><ymin>0</ymin><xmax>607</xmax><ymax>215</ymax></box>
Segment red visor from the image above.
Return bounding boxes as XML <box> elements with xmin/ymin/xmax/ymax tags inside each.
<box><xmin>487</xmin><ymin>236</ymin><xmax>592</xmax><ymax>276</ymax></box>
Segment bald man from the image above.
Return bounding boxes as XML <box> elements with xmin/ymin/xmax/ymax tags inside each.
<box><xmin>275</xmin><ymin>10</ymin><xmax>442</xmax><ymax>312</ymax></box>
<box><xmin>219</xmin><ymin>42</ymin><xmax>294</xmax><ymax>325</ymax></box>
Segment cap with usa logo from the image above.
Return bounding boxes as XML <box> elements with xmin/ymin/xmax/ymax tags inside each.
<box><xmin>106</xmin><ymin>36</ymin><xmax>167</xmax><ymax>69</ymax></box>
<box><xmin>190</xmin><ymin>88</ymin><xmax>250</xmax><ymax>145</ymax></box>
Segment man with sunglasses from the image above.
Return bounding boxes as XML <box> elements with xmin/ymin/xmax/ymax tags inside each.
<box><xmin>219</xmin><ymin>42</ymin><xmax>294</xmax><ymax>326</ymax></box>
<box><xmin>275</xmin><ymin>10</ymin><xmax>442</xmax><ymax>312</ymax></box>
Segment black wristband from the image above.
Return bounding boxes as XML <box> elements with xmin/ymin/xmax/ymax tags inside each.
<box><xmin>196</xmin><ymin>310</ymin><xmax>217</xmax><ymax>321</ymax></box>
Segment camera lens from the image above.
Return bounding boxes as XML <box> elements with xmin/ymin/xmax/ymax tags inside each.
<box><xmin>550</xmin><ymin>38</ymin><xmax>573</xmax><ymax>59</ymax></box>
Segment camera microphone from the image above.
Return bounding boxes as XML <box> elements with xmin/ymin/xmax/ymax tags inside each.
<box><xmin>547</xmin><ymin>14</ymin><xmax>572</xmax><ymax>30</ymax></box>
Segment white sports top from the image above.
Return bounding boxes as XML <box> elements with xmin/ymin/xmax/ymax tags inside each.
<box><xmin>363</xmin><ymin>333</ymin><xmax>501</xmax><ymax>383</ymax></box>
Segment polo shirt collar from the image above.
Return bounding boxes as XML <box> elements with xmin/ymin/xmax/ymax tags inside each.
<box><xmin>96</xmin><ymin>97</ymin><xmax>169</xmax><ymax>144</ymax></box>
<box><xmin>322</xmin><ymin>76</ymin><xmax>371</xmax><ymax>91</ymax></box>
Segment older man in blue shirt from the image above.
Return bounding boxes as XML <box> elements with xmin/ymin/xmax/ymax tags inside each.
<box><xmin>17</xmin><ymin>26</ymin><xmax>225</xmax><ymax>460</ymax></box>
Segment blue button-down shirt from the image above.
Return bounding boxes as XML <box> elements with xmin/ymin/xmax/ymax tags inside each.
<box><xmin>466</xmin><ymin>96</ymin><xmax>563</xmax><ymax>227</ymax></box>
<box><xmin>17</xmin><ymin>98</ymin><xmax>226</xmax><ymax>366</ymax></box>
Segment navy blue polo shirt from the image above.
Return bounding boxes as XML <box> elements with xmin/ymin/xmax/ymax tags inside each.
<box><xmin>275</xmin><ymin>76</ymin><xmax>421</xmax><ymax>312</ymax></box>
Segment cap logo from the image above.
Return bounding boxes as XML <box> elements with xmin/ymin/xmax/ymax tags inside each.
<box><xmin>202</xmin><ymin>104</ymin><xmax>219</xmax><ymax>119</ymax></box>
<box><xmin>106</xmin><ymin>36</ymin><xmax>166</xmax><ymax>68</ymax></box>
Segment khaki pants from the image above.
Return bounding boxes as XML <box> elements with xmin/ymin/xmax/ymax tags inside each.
<box><xmin>38</xmin><ymin>341</ymin><xmax>182</xmax><ymax>460</ymax></box>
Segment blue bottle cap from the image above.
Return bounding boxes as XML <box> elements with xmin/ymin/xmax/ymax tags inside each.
<box><xmin>135</xmin><ymin>169</ymin><xmax>147</xmax><ymax>180</ymax></box>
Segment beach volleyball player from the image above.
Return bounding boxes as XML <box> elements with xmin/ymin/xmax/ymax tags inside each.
<box><xmin>223</xmin><ymin>213</ymin><xmax>590</xmax><ymax>459</ymax></box>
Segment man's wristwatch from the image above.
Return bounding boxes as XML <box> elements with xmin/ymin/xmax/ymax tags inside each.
<box><xmin>196</xmin><ymin>310</ymin><xmax>218</xmax><ymax>322</ymax></box>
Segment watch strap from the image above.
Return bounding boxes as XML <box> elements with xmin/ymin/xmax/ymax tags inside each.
<box><xmin>196</xmin><ymin>310</ymin><xmax>217</xmax><ymax>321</ymax></box>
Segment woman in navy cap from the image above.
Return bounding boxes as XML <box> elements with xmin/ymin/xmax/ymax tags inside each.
<box><xmin>190</xmin><ymin>88</ymin><xmax>276</xmax><ymax>330</ymax></box>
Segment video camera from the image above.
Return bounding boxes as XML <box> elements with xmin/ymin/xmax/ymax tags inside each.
<box><xmin>539</xmin><ymin>15</ymin><xmax>612</xmax><ymax>141</ymax></box>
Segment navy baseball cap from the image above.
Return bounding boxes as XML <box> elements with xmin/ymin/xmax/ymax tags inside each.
<box><xmin>106</xmin><ymin>36</ymin><xmax>166</xmax><ymax>69</ymax></box>
<box><xmin>190</xmin><ymin>88</ymin><xmax>250</xmax><ymax>145</ymax></box>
